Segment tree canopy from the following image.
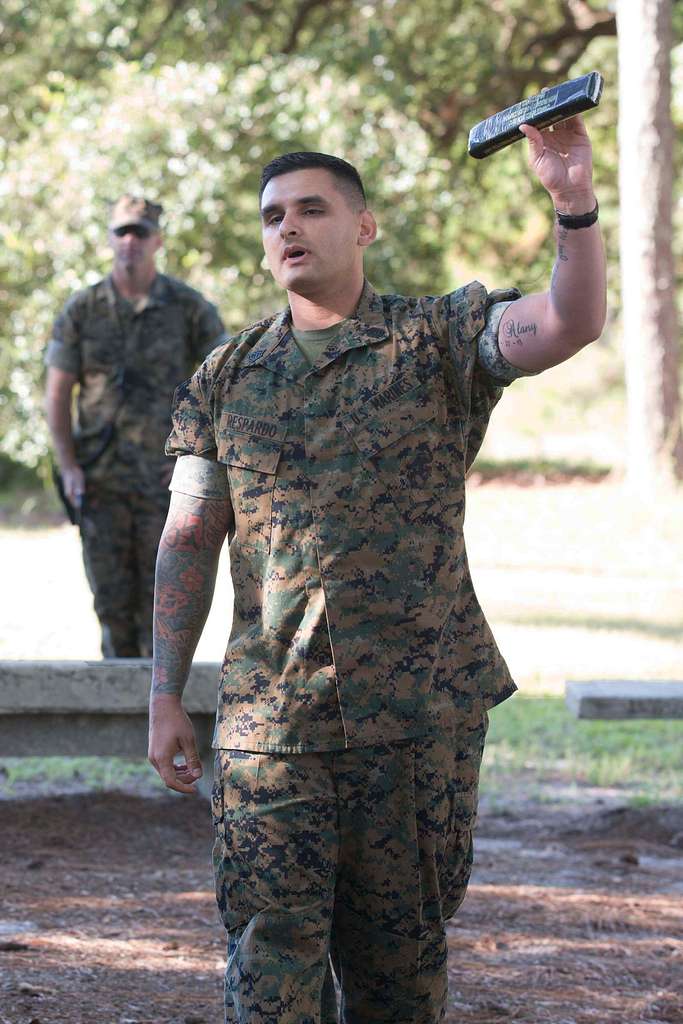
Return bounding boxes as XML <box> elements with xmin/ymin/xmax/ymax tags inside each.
<box><xmin>0</xmin><ymin>0</ymin><xmax>680</xmax><ymax>469</ymax></box>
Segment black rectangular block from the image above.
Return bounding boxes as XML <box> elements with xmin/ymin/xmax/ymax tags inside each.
<box><xmin>468</xmin><ymin>72</ymin><xmax>604</xmax><ymax>159</ymax></box>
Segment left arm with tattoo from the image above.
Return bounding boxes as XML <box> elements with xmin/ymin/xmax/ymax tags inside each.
<box><xmin>148</xmin><ymin>490</ymin><xmax>232</xmax><ymax>794</ymax></box>
<box><xmin>498</xmin><ymin>114</ymin><xmax>607</xmax><ymax>372</ymax></box>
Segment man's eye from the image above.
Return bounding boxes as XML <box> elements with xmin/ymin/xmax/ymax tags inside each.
<box><xmin>304</xmin><ymin>208</ymin><xmax>323</xmax><ymax>215</ymax></box>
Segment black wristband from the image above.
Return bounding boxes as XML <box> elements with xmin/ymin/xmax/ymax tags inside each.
<box><xmin>555</xmin><ymin>200</ymin><xmax>599</xmax><ymax>230</ymax></box>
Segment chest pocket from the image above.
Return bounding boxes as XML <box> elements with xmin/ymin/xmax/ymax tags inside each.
<box><xmin>218</xmin><ymin>432</ymin><xmax>282</xmax><ymax>553</ymax></box>
<box><xmin>81</xmin><ymin>327</ymin><xmax>123</xmax><ymax>375</ymax></box>
<box><xmin>341</xmin><ymin>378</ymin><xmax>463</xmax><ymax>525</ymax></box>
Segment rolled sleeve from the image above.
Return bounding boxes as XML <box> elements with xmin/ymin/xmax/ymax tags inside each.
<box><xmin>169</xmin><ymin>454</ymin><xmax>230</xmax><ymax>499</ymax></box>
<box><xmin>422</xmin><ymin>280</ymin><xmax>527</xmax><ymax>411</ymax></box>
<box><xmin>477</xmin><ymin>294</ymin><xmax>541</xmax><ymax>386</ymax></box>
<box><xmin>165</xmin><ymin>368</ymin><xmax>218</xmax><ymax>459</ymax></box>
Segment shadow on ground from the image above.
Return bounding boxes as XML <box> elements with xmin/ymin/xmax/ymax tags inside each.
<box><xmin>1</xmin><ymin>793</ymin><xmax>682</xmax><ymax>1023</ymax></box>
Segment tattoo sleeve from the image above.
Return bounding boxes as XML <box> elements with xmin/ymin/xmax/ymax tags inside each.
<box><xmin>151</xmin><ymin>491</ymin><xmax>232</xmax><ymax>696</ymax></box>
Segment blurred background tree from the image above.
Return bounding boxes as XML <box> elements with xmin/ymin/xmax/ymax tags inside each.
<box><xmin>617</xmin><ymin>0</ymin><xmax>683</xmax><ymax>488</ymax></box>
<box><xmin>1</xmin><ymin>0</ymin><xmax>681</xmax><ymax>480</ymax></box>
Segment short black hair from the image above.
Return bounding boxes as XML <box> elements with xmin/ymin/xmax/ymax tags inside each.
<box><xmin>259</xmin><ymin>152</ymin><xmax>367</xmax><ymax>210</ymax></box>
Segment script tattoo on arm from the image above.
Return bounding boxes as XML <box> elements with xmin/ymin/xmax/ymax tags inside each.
<box><xmin>495</xmin><ymin>199</ymin><xmax>604</xmax><ymax>373</ymax></box>
<box><xmin>557</xmin><ymin>225</ymin><xmax>570</xmax><ymax>264</ymax></box>
<box><xmin>152</xmin><ymin>492</ymin><xmax>231</xmax><ymax>696</ymax></box>
<box><xmin>550</xmin><ymin>226</ymin><xmax>571</xmax><ymax>304</ymax></box>
<box><xmin>501</xmin><ymin>318</ymin><xmax>539</xmax><ymax>350</ymax></box>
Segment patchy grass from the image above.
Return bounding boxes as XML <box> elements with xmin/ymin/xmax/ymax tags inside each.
<box><xmin>0</xmin><ymin>756</ymin><xmax>164</xmax><ymax>797</ymax></box>
<box><xmin>1</xmin><ymin>478</ymin><xmax>681</xmax><ymax>805</ymax></box>
<box><xmin>468</xmin><ymin>456</ymin><xmax>611</xmax><ymax>486</ymax></box>
<box><xmin>482</xmin><ymin>694</ymin><xmax>683</xmax><ymax>807</ymax></box>
<box><xmin>4</xmin><ymin>695</ymin><xmax>680</xmax><ymax>808</ymax></box>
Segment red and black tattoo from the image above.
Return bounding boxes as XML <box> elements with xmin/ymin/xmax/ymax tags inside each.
<box><xmin>151</xmin><ymin>493</ymin><xmax>232</xmax><ymax>696</ymax></box>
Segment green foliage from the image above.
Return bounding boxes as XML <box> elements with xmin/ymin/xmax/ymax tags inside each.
<box><xmin>0</xmin><ymin>1</ymin><xmax>663</xmax><ymax>467</ymax></box>
<box><xmin>0</xmin><ymin>452</ymin><xmax>41</xmax><ymax>489</ymax></box>
<box><xmin>0</xmin><ymin>58</ymin><xmax>449</xmax><ymax>464</ymax></box>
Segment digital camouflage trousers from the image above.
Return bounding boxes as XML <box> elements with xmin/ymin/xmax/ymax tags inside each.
<box><xmin>80</xmin><ymin>483</ymin><xmax>170</xmax><ymax>657</ymax></box>
<box><xmin>212</xmin><ymin>704</ymin><xmax>488</xmax><ymax>1024</ymax></box>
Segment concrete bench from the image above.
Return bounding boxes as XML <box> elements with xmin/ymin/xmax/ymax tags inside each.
<box><xmin>565</xmin><ymin>680</ymin><xmax>683</xmax><ymax>719</ymax></box>
<box><xmin>0</xmin><ymin>659</ymin><xmax>222</xmax><ymax>795</ymax></box>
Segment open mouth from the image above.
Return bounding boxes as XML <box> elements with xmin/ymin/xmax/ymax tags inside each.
<box><xmin>284</xmin><ymin>246</ymin><xmax>308</xmax><ymax>261</ymax></box>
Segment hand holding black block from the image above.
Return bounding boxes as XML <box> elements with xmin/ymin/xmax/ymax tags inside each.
<box><xmin>468</xmin><ymin>72</ymin><xmax>603</xmax><ymax>159</ymax></box>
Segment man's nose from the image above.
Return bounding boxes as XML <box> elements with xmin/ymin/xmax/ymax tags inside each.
<box><xmin>278</xmin><ymin>214</ymin><xmax>300</xmax><ymax>238</ymax></box>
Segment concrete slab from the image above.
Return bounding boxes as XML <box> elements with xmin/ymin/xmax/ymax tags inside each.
<box><xmin>0</xmin><ymin>660</ymin><xmax>222</xmax><ymax>797</ymax></box>
<box><xmin>566</xmin><ymin>680</ymin><xmax>683</xmax><ymax>719</ymax></box>
<box><xmin>0</xmin><ymin>660</ymin><xmax>220</xmax><ymax>714</ymax></box>
<box><xmin>0</xmin><ymin>711</ymin><xmax>216</xmax><ymax>759</ymax></box>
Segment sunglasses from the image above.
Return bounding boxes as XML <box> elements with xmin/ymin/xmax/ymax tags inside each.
<box><xmin>112</xmin><ymin>224</ymin><xmax>152</xmax><ymax>239</ymax></box>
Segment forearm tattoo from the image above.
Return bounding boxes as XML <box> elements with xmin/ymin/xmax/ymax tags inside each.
<box><xmin>152</xmin><ymin>494</ymin><xmax>230</xmax><ymax>695</ymax></box>
<box><xmin>557</xmin><ymin>225</ymin><xmax>570</xmax><ymax>264</ymax></box>
<box><xmin>549</xmin><ymin>225</ymin><xmax>572</xmax><ymax>301</ymax></box>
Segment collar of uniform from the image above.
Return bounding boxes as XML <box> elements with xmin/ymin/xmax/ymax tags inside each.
<box><xmin>103</xmin><ymin>274</ymin><xmax>118</xmax><ymax>308</ymax></box>
<box><xmin>242</xmin><ymin>308</ymin><xmax>302</xmax><ymax>381</ymax></box>
<box><xmin>104</xmin><ymin>272</ymin><xmax>169</xmax><ymax>314</ymax></box>
<box><xmin>145</xmin><ymin>273</ymin><xmax>172</xmax><ymax>309</ymax></box>
<box><xmin>243</xmin><ymin>280</ymin><xmax>389</xmax><ymax>380</ymax></box>
<box><xmin>305</xmin><ymin>281</ymin><xmax>388</xmax><ymax>376</ymax></box>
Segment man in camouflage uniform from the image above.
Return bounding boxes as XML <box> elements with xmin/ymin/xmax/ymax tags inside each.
<box><xmin>45</xmin><ymin>196</ymin><xmax>224</xmax><ymax>657</ymax></box>
<box><xmin>149</xmin><ymin>122</ymin><xmax>605</xmax><ymax>1022</ymax></box>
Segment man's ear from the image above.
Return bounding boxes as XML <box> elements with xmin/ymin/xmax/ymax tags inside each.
<box><xmin>358</xmin><ymin>210</ymin><xmax>378</xmax><ymax>248</ymax></box>
<box><xmin>153</xmin><ymin>231</ymin><xmax>163</xmax><ymax>253</ymax></box>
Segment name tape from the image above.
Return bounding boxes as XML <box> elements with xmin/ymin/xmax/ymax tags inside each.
<box><xmin>224</xmin><ymin>412</ymin><xmax>280</xmax><ymax>439</ymax></box>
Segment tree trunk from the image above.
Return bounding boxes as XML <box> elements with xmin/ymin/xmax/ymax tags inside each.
<box><xmin>617</xmin><ymin>0</ymin><xmax>683</xmax><ymax>487</ymax></box>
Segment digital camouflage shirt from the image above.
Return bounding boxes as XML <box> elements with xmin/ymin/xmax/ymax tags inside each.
<box><xmin>45</xmin><ymin>273</ymin><xmax>225</xmax><ymax>491</ymax></box>
<box><xmin>167</xmin><ymin>280</ymin><xmax>534</xmax><ymax>753</ymax></box>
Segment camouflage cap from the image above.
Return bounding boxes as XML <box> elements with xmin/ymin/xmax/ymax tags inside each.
<box><xmin>109</xmin><ymin>195</ymin><xmax>163</xmax><ymax>231</ymax></box>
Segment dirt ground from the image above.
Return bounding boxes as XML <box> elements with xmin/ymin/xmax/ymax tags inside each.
<box><xmin>1</xmin><ymin>791</ymin><xmax>682</xmax><ymax>1024</ymax></box>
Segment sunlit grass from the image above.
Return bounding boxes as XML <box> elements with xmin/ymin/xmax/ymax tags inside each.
<box><xmin>482</xmin><ymin>695</ymin><xmax>683</xmax><ymax>806</ymax></box>
<box><xmin>1</xmin><ymin>478</ymin><xmax>681</xmax><ymax>806</ymax></box>
<box><xmin>0</xmin><ymin>756</ymin><xmax>164</xmax><ymax>795</ymax></box>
